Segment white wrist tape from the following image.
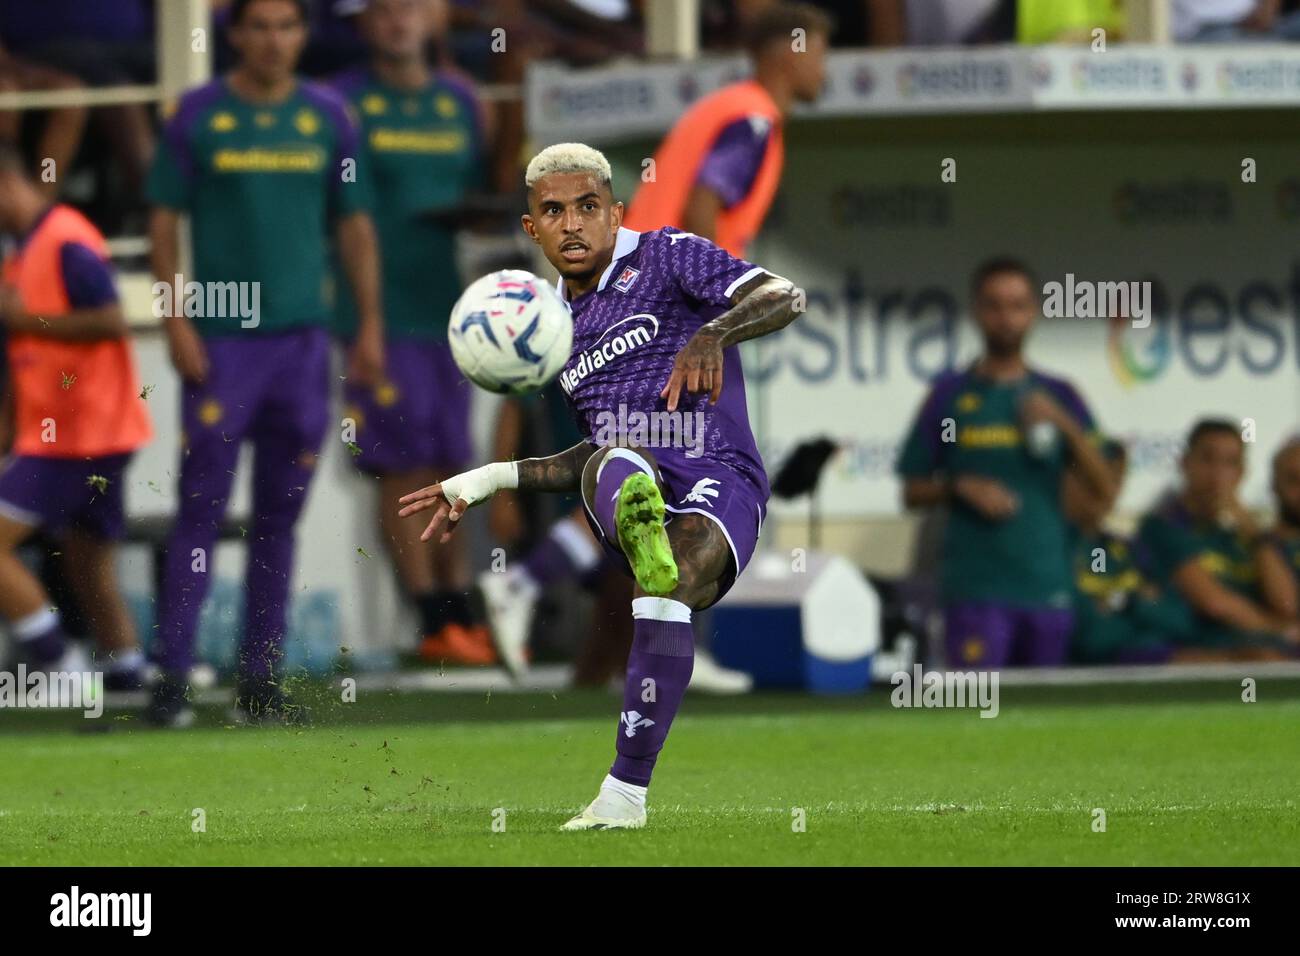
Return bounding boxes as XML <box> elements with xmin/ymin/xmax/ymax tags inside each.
<box><xmin>440</xmin><ymin>461</ymin><xmax>518</xmax><ymax>510</ymax></box>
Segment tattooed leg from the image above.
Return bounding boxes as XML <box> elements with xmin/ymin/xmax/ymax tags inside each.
<box><xmin>645</xmin><ymin>513</ymin><xmax>731</xmax><ymax>611</ymax></box>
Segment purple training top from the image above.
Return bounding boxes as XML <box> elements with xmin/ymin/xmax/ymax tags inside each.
<box><xmin>695</xmin><ymin>115</ymin><xmax>773</xmax><ymax>210</ymax></box>
<box><xmin>556</xmin><ymin>226</ymin><xmax>770</xmax><ymax>499</ymax></box>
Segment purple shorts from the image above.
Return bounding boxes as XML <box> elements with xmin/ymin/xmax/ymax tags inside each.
<box><xmin>343</xmin><ymin>338</ymin><xmax>473</xmax><ymax>475</ymax></box>
<box><xmin>186</xmin><ymin>328</ymin><xmax>331</xmax><ymax>457</ymax></box>
<box><xmin>0</xmin><ymin>452</ymin><xmax>133</xmax><ymax>539</ymax></box>
<box><xmin>583</xmin><ymin>453</ymin><xmax>768</xmax><ymax>608</ymax></box>
<box><xmin>945</xmin><ymin>603</ymin><xmax>1074</xmax><ymax>669</ymax></box>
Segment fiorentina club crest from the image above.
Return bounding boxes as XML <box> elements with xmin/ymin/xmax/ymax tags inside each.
<box><xmin>613</xmin><ymin>266</ymin><xmax>640</xmax><ymax>293</ymax></box>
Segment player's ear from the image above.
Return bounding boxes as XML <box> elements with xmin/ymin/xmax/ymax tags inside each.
<box><xmin>611</xmin><ymin>200</ymin><xmax>624</xmax><ymax>230</ymax></box>
<box><xmin>521</xmin><ymin>214</ymin><xmax>539</xmax><ymax>243</ymax></box>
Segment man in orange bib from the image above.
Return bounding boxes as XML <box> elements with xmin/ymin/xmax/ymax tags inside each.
<box><xmin>623</xmin><ymin>3</ymin><xmax>831</xmax><ymax>257</ymax></box>
<box><xmin>0</xmin><ymin>144</ymin><xmax>152</xmax><ymax>688</ymax></box>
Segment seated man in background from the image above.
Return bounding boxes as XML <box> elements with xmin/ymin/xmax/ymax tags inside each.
<box><xmin>1134</xmin><ymin>420</ymin><xmax>1297</xmax><ymax>660</ymax></box>
<box><xmin>1066</xmin><ymin>438</ymin><xmax>1209</xmax><ymax>664</ymax></box>
<box><xmin>897</xmin><ymin>257</ymin><xmax>1116</xmax><ymax>669</ymax></box>
<box><xmin>1255</xmin><ymin>437</ymin><xmax>1300</xmax><ymax>627</ymax></box>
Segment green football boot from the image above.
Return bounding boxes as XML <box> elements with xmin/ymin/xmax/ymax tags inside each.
<box><xmin>615</xmin><ymin>471</ymin><xmax>679</xmax><ymax>596</ymax></box>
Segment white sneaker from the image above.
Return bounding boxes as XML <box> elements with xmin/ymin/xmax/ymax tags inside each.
<box><xmin>561</xmin><ymin>776</ymin><xmax>648</xmax><ymax>831</ymax></box>
<box><xmin>40</xmin><ymin>644</ymin><xmax>96</xmax><ymax>708</ymax></box>
<box><xmin>688</xmin><ymin>648</ymin><xmax>753</xmax><ymax>695</ymax></box>
<box><xmin>477</xmin><ymin>568</ymin><xmax>539</xmax><ymax>681</ymax></box>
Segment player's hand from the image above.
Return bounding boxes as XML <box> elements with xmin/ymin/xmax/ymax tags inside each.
<box><xmin>953</xmin><ymin>474</ymin><xmax>1020</xmax><ymax>521</ymax></box>
<box><xmin>1219</xmin><ymin>498</ymin><xmax>1259</xmax><ymax>539</ymax></box>
<box><xmin>1018</xmin><ymin>389</ymin><xmax>1071</xmax><ymax>430</ymax></box>
<box><xmin>348</xmin><ymin>322</ymin><xmax>385</xmax><ymax>387</ymax></box>
<box><xmin>397</xmin><ymin>462</ymin><xmax>518</xmax><ymax>544</ymax></box>
<box><xmin>165</xmin><ymin>316</ymin><xmax>209</xmax><ymax>384</ymax></box>
<box><xmin>661</xmin><ymin>328</ymin><xmax>724</xmax><ymax>412</ymax></box>
<box><xmin>398</xmin><ymin>482</ymin><xmax>469</xmax><ymax>544</ymax></box>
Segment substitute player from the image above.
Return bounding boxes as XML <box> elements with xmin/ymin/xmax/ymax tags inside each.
<box><xmin>399</xmin><ymin>144</ymin><xmax>801</xmax><ymax>830</ymax></box>
<box><xmin>333</xmin><ymin>0</ymin><xmax>494</xmax><ymax>665</ymax></box>
<box><xmin>146</xmin><ymin>0</ymin><xmax>383</xmax><ymax>726</ymax></box>
<box><xmin>623</xmin><ymin>2</ymin><xmax>830</xmax><ymax>255</ymax></box>
<box><xmin>1134</xmin><ymin>420</ymin><xmax>1298</xmax><ymax>658</ymax></box>
<box><xmin>897</xmin><ymin>259</ymin><xmax>1116</xmax><ymax>669</ymax></box>
<box><xmin>0</xmin><ymin>144</ymin><xmax>152</xmax><ymax>684</ymax></box>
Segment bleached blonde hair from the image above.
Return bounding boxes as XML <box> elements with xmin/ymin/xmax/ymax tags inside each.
<box><xmin>524</xmin><ymin>143</ymin><xmax>613</xmax><ymax>191</ymax></box>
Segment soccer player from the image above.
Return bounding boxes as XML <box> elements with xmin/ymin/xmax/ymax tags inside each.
<box><xmin>332</xmin><ymin>0</ymin><xmax>494</xmax><ymax>665</ymax></box>
<box><xmin>0</xmin><ymin>143</ymin><xmax>152</xmax><ymax>685</ymax></box>
<box><xmin>398</xmin><ymin>143</ymin><xmax>801</xmax><ymax>829</ymax></box>
<box><xmin>623</xmin><ymin>2</ymin><xmax>831</xmax><ymax>256</ymax></box>
<box><xmin>897</xmin><ymin>258</ymin><xmax>1117</xmax><ymax>669</ymax></box>
<box><xmin>146</xmin><ymin>0</ymin><xmax>384</xmax><ymax>726</ymax></box>
<box><xmin>1134</xmin><ymin>420</ymin><xmax>1298</xmax><ymax>658</ymax></box>
<box><xmin>481</xmin><ymin>2</ymin><xmax>827</xmax><ymax>693</ymax></box>
<box><xmin>1064</xmin><ymin>439</ymin><xmax>1207</xmax><ymax>664</ymax></box>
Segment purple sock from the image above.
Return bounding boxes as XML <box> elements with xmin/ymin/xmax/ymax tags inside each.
<box><xmin>522</xmin><ymin>517</ymin><xmax>601</xmax><ymax>587</ymax></box>
<box><xmin>239</xmin><ymin>452</ymin><xmax>315</xmax><ymax>681</ymax></box>
<box><xmin>521</xmin><ymin>534</ymin><xmax>578</xmax><ymax>587</ymax></box>
<box><xmin>610</xmin><ymin>598</ymin><xmax>695</xmax><ymax>788</ymax></box>
<box><xmin>592</xmin><ymin>449</ymin><xmax>655</xmax><ymax>543</ymax></box>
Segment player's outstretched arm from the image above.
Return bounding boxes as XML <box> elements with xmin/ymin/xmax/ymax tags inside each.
<box><xmin>662</xmin><ymin>273</ymin><xmax>799</xmax><ymax>411</ymax></box>
<box><xmin>398</xmin><ymin>441</ymin><xmax>597</xmax><ymax>544</ymax></box>
<box><xmin>516</xmin><ymin>440</ymin><xmax>599</xmax><ymax>493</ymax></box>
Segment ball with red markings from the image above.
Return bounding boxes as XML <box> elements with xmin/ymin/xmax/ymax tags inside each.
<box><xmin>448</xmin><ymin>269</ymin><xmax>573</xmax><ymax>395</ymax></box>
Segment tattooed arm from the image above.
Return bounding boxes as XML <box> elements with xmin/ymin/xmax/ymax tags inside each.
<box><xmin>661</xmin><ymin>272</ymin><xmax>799</xmax><ymax>411</ymax></box>
<box><xmin>516</xmin><ymin>440</ymin><xmax>599</xmax><ymax>492</ymax></box>
<box><xmin>397</xmin><ymin>440</ymin><xmax>597</xmax><ymax>544</ymax></box>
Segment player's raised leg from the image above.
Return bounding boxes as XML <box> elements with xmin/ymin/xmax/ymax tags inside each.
<box><xmin>581</xmin><ymin>443</ymin><xmax>677</xmax><ymax>598</ymax></box>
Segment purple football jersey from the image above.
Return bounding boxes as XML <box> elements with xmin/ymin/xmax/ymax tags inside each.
<box><xmin>556</xmin><ymin>226</ymin><xmax>770</xmax><ymax>498</ymax></box>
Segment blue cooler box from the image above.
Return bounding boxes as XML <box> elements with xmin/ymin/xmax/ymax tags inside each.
<box><xmin>711</xmin><ymin>551</ymin><xmax>879</xmax><ymax>693</ymax></box>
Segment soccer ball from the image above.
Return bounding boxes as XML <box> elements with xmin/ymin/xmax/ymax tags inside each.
<box><xmin>448</xmin><ymin>269</ymin><xmax>573</xmax><ymax>395</ymax></box>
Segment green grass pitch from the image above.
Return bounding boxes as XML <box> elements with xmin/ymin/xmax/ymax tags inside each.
<box><xmin>2</xmin><ymin>682</ymin><xmax>1298</xmax><ymax>865</ymax></box>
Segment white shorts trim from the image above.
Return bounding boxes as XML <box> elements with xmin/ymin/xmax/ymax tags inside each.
<box><xmin>595</xmin><ymin>447</ymin><xmax>656</xmax><ymax>484</ymax></box>
<box><xmin>663</xmin><ymin>503</ymin><xmax>740</xmax><ymax>576</ymax></box>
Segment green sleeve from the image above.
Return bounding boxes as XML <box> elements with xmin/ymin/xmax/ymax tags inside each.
<box><xmin>145</xmin><ymin>135</ymin><xmax>193</xmax><ymax>211</ymax></box>
<box><xmin>1137</xmin><ymin>515</ymin><xmax>1202</xmax><ymax>584</ymax></box>
<box><xmin>895</xmin><ymin>387</ymin><xmax>949</xmax><ymax>478</ymax></box>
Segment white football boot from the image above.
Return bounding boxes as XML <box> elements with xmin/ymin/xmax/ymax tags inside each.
<box><xmin>688</xmin><ymin>648</ymin><xmax>753</xmax><ymax>695</ymax></box>
<box><xmin>477</xmin><ymin>567</ymin><xmax>539</xmax><ymax>681</ymax></box>
<box><xmin>561</xmin><ymin>774</ymin><xmax>648</xmax><ymax>831</ymax></box>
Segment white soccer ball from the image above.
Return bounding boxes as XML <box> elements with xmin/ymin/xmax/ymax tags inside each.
<box><xmin>448</xmin><ymin>269</ymin><xmax>573</xmax><ymax>395</ymax></box>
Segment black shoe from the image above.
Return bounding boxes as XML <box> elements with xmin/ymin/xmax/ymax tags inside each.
<box><xmin>232</xmin><ymin>677</ymin><xmax>311</xmax><ymax>726</ymax></box>
<box><xmin>145</xmin><ymin>676</ymin><xmax>195</xmax><ymax>728</ymax></box>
